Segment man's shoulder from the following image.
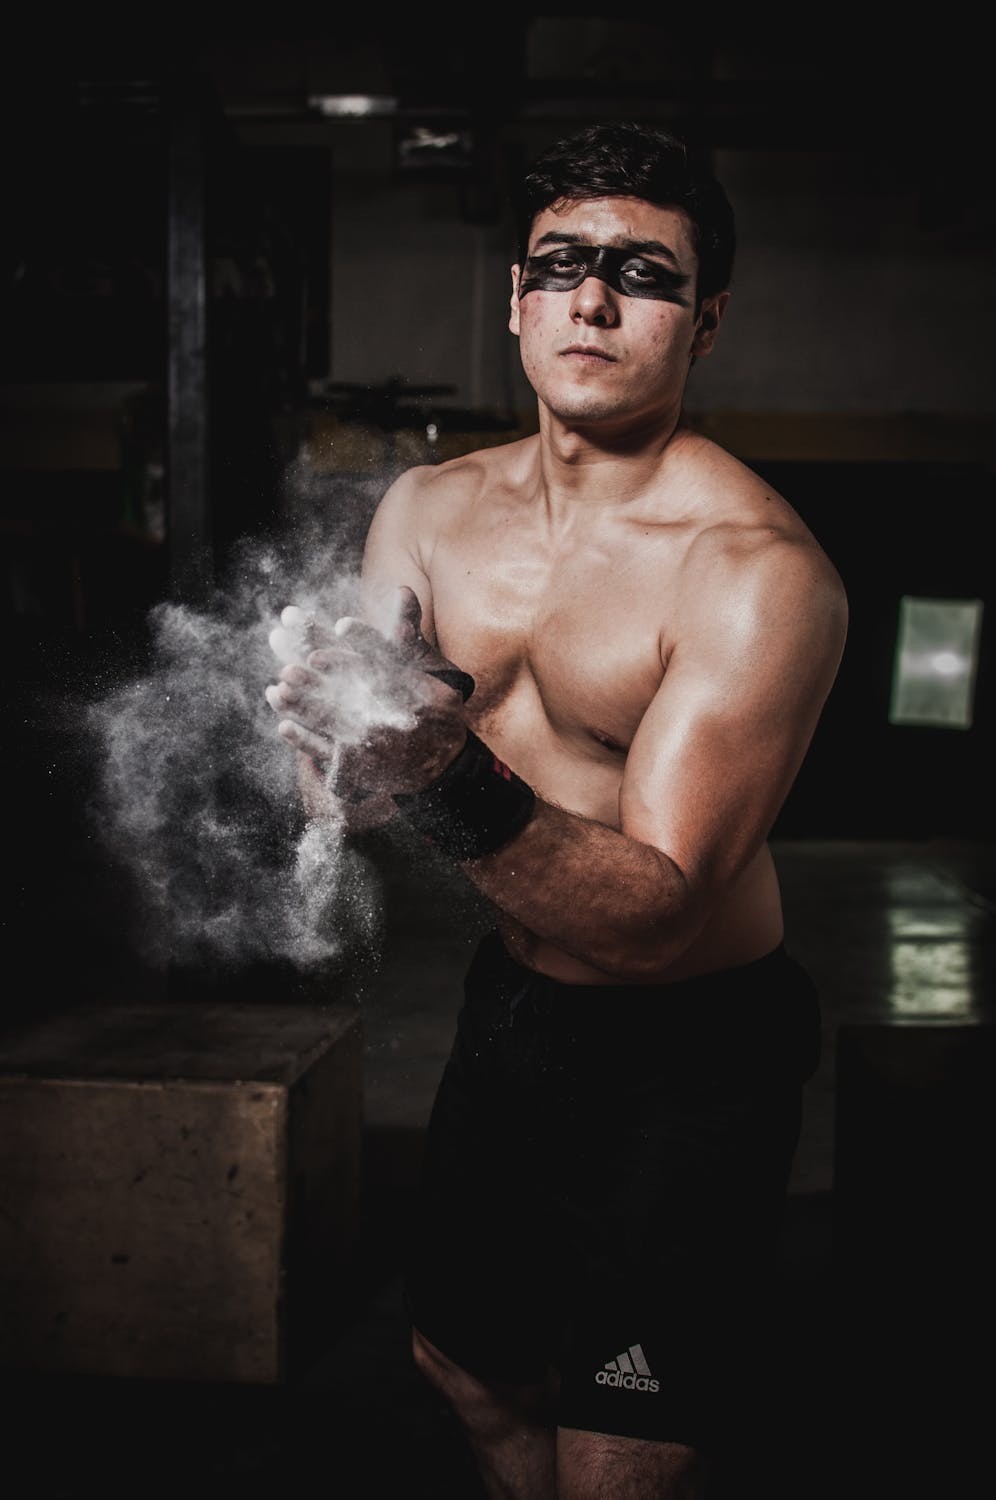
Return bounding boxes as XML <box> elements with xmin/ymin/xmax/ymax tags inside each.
<box><xmin>672</xmin><ymin>428</ymin><xmax>790</xmax><ymax>523</ymax></box>
<box><xmin>388</xmin><ymin>434</ymin><xmax>538</xmax><ymax>508</ymax></box>
<box><xmin>675</xmin><ymin>433</ymin><xmax>847</xmax><ymax>622</ymax></box>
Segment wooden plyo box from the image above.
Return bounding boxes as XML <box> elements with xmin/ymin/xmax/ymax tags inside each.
<box><xmin>0</xmin><ymin>999</ymin><xmax>363</xmax><ymax>1384</ymax></box>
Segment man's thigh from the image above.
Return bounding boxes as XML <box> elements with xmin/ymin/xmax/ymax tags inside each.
<box><xmin>401</xmin><ymin>952</ymin><xmax>565</xmax><ymax>1385</ymax></box>
<box><xmin>550</xmin><ymin>1064</ymin><xmax>805</xmax><ymax>1461</ymax></box>
<box><xmin>558</xmin><ymin>1427</ymin><xmax>711</xmax><ymax>1500</ymax></box>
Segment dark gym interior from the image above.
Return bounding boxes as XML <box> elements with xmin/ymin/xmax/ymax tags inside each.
<box><xmin>2</xmin><ymin>26</ymin><xmax>993</xmax><ymax>1499</ymax></box>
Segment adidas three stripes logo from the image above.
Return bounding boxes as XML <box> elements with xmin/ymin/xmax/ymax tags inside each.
<box><xmin>595</xmin><ymin>1343</ymin><xmax>660</xmax><ymax>1393</ymax></box>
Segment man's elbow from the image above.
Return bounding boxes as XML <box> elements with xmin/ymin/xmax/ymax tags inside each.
<box><xmin>584</xmin><ymin>872</ymin><xmax>708</xmax><ymax>982</ymax></box>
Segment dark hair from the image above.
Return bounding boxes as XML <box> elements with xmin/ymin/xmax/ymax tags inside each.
<box><xmin>515</xmin><ymin>121</ymin><xmax>735</xmax><ymax>305</ymax></box>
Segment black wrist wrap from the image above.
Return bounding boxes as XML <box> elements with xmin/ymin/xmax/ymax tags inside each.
<box><xmin>392</xmin><ymin>731</ymin><xmax>535</xmax><ymax>860</ymax></box>
<box><xmin>423</xmin><ymin>665</ymin><xmax>476</xmax><ymax>701</ymax></box>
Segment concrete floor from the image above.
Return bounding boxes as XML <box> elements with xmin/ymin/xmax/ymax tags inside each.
<box><xmin>4</xmin><ymin>836</ymin><xmax>995</xmax><ymax>1498</ymax></box>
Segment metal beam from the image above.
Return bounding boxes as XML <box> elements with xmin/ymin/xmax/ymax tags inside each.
<box><xmin>167</xmin><ymin>66</ymin><xmax>211</xmax><ymax>603</ymax></box>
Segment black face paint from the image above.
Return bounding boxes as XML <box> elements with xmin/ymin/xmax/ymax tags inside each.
<box><xmin>518</xmin><ymin>244</ymin><xmax>692</xmax><ymax>305</ymax></box>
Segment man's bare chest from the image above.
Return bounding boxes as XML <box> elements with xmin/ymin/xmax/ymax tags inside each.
<box><xmin>428</xmin><ymin>526</ymin><xmax>674</xmax><ymax>750</ymax></box>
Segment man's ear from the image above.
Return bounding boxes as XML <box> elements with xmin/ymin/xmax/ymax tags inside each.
<box><xmin>691</xmin><ymin>290</ymin><xmax>730</xmax><ymax>358</ymax></box>
<box><xmin>509</xmin><ymin>265</ymin><xmax>521</xmax><ymax>336</ymax></box>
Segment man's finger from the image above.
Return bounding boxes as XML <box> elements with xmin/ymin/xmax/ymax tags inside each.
<box><xmin>279</xmin><ymin>663</ymin><xmax>320</xmax><ymax>687</ymax></box>
<box><xmin>282</xmin><ymin>604</ymin><xmax>335</xmax><ymax>652</ymax></box>
<box><xmin>277</xmin><ymin>719</ymin><xmax>335</xmax><ymax>760</ymax></box>
<box><xmin>268</xmin><ymin>625</ymin><xmax>302</xmax><ymax>665</ymax></box>
<box><xmin>265</xmin><ymin>682</ymin><xmax>295</xmax><ymax>712</ymax></box>
<box><xmin>279</xmin><ymin>658</ymin><xmax>365</xmax><ymax>694</ymax></box>
<box><xmin>308</xmin><ymin>638</ymin><xmax>394</xmax><ymax>673</ymax></box>
<box><xmin>269</xmin><ymin>605</ymin><xmax>336</xmax><ymax>665</ymax></box>
<box><xmin>324</xmin><ymin>617</ymin><xmax>395</xmax><ymax>661</ymax></box>
<box><xmin>267</xmin><ymin>670</ymin><xmax>333</xmax><ymax>710</ymax></box>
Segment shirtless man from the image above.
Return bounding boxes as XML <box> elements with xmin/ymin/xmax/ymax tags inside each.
<box><xmin>268</xmin><ymin>122</ymin><xmax>847</xmax><ymax>1498</ymax></box>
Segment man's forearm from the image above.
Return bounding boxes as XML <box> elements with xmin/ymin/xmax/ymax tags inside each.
<box><xmin>387</xmin><ymin>728</ymin><xmax>699</xmax><ymax>979</ymax></box>
<box><xmin>464</xmin><ymin>798</ymin><xmax>697</xmax><ymax>981</ymax></box>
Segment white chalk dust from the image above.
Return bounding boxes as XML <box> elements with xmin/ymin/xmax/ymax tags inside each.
<box><xmin>86</xmin><ymin>513</ymin><xmax>423</xmax><ymax>976</ymax></box>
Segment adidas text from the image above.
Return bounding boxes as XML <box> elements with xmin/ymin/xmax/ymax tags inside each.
<box><xmin>595</xmin><ymin>1370</ymin><xmax>660</xmax><ymax>1393</ymax></box>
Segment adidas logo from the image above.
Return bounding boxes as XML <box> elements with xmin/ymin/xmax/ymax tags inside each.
<box><xmin>595</xmin><ymin>1344</ymin><xmax>660</xmax><ymax>1393</ymax></box>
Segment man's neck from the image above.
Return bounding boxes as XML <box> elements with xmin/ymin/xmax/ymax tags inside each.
<box><xmin>533</xmin><ymin>403</ymin><xmax>691</xmax><ymax>521</ymax></box>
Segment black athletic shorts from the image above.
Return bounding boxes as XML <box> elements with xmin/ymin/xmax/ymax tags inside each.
<box><xmin>402</xmin><ymin>929</ymin><xmax>821</xmax><ymax>1455</ymax></box>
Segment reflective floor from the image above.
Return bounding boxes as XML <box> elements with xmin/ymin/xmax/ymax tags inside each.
<box><xmin>4</xmin><ymin>838</ymin><xmax>994</xmax><ymax>1498</ymax></box>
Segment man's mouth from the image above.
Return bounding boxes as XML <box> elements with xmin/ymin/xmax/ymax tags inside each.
<box><xmin>559</xmin><ymin>343</ymin><xmax>616</xmax><ymax>362</ymax></box>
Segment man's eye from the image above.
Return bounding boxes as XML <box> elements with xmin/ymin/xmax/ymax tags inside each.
<box><xmin>550</xmin><ymin>256</ymin><xmax>582</xmax><ymax>274</ymax></box>
<box><xmin>621</xmin><ymin>262</ymin><xmax>659</xmax><ymax>282</ymax></box>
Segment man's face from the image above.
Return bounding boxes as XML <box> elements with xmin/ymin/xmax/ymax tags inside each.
<box><xmin>509</xmin><ymin>196</ymin><xmax>727</xmax><ymax>429</ymax></box>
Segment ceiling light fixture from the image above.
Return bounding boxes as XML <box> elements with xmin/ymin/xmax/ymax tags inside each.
<box><xmin>307</xmin><ymin>94</ymin><xmax>398</xmax><ymax>117</ymax></box>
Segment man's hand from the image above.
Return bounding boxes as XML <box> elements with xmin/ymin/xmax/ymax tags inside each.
<box><xmin>294</xmin><ymin>750</ymin><xmax>397</xmax><ymax>833</ymax></box>
<box><xmin>266</xmin><ymin>587</ymin><xmax>470</xmax><ymax>801</ymax></box>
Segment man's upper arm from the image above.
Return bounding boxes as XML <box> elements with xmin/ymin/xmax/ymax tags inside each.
<box><xmin>360</xmin><ymin>467</ymin><xmax>435</xmax><ymax>639</ymax></box>
<box><xmin>620</xmin><ymin>540</ymin><xmax>847</xmax><ymax>897</ymax></box>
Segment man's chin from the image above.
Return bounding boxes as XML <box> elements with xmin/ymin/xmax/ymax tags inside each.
<box><xmin>532</xmin><ymin>375</ymin><xmax>617</xmax><ymax>417</ymax></box>
<box><xmin>542</xmin><ymin>393</ymin><xmax>641</xmax><ymax>427</ymax></box>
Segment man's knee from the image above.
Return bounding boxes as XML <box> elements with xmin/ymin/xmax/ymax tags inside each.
<box><xmin>411</xmin><ymin>1327</ymin><xmax>550</xmax><ymax>1438</ymax></box>
<box><xmin>410</xmin><ymin>1326</ymin><xmax>475</xmax><ymax>1399</ymax></box>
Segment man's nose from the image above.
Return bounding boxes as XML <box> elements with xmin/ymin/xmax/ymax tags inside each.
<box><xmin>569</xmin><ymin>273</ymin><xmax>619</xmax><ymax>326</ymax></box>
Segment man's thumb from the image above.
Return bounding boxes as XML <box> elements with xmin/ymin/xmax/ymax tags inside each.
<box><xmin>394</xmin><ymin>585</ymin><xmax>425</xmax><ymax>648</ymax></box>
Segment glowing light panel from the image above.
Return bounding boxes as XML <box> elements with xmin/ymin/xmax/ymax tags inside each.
<box><xmin>889</xmin><ymin>596</ymin><xmax>983</xmax><ymax>729</ymax></box>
